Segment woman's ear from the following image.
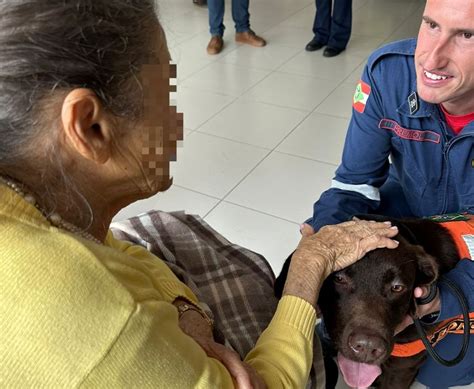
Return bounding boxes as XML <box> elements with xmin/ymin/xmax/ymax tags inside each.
<box><xmin>60</xmin><ymin>88</ymin><xmax>113</xmax><ymax>164</ymax></box>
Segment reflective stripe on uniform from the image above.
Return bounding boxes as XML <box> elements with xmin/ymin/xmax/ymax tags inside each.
<box><xmin>330</xmin><ymin>179</ymin><xmax>381</xmax><ymax>201</ymax></box>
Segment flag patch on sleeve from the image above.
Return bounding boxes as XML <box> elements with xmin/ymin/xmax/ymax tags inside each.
<box><xmin>353</xmin><ymin>80</ymin><xmax>371</xmax><ymax>113</ymax></box>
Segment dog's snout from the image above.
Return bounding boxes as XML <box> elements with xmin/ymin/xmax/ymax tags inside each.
<box><xmin>347</xmin><ymin>331</ymin><xmax>386</xmax><ymax>363</ymax></box>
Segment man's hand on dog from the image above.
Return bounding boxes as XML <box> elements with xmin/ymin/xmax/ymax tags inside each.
<box><xmin>395</xmin><ymin>286</ymin><xmax>442</xmax><ymax>334</ymax></box>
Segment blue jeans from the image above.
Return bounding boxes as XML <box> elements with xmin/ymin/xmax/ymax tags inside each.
<box><xmin>208</xmin><ymin>0</ymin><xmax>250</xmax><ymax>36</ymax></box>
<box><xmin>312</xmin><ymin>0</ymin><xmax>352</xmax><ymax>50</ymax></box>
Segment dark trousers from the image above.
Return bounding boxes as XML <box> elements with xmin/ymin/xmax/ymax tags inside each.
<box><xmin>312</xmin><ymin>0</ymin><xmax>352</xmax><ymax>50</ymax></box>
<box><xmin>208</xmin><ymin>0</ymin><xmax>250</xmax><ymax>36</ymax></box>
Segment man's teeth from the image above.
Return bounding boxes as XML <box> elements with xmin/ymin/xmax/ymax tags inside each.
<box><xmin>424</xmin><ymin>70</ymin><xmax>448</xmax><ymax>80</ymax></box>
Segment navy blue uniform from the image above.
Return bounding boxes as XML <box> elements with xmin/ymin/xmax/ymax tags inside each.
<box><xmin>308</xmin><ymin>39</ymin><xmax>474</xmax><ymax>388</ymax></box>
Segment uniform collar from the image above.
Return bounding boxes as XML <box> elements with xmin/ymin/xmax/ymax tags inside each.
<box><xmin>398</xmin><ymin>94</ymin><xmax>474</xmax><ymax>135</ymax></box>
<box><xmin>396</xmin><ymin>88</ymin><xmax>438</xmax><ymax>119</ymax></box>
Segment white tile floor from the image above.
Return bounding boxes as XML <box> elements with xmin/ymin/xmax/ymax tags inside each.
<box><xmin>116</xmin><ymin>0</ymin><xmax>426</xmax><ymax>277</ymax></box>
<box><xmin>113</xmin><ymin>2</ymin><xmax>474</xmax><ymax>388</ymax></box>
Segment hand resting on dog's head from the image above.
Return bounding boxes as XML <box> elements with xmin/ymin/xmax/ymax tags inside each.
<box><xmin>283</xmin><ymin>220</ymin><xmax>399</xmax><ymax>307</ymax></box>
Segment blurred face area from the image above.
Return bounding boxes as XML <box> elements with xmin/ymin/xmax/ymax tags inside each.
<box><xmin>138</xmin><ymin>60</ymin><xmax>183</xmax><ymax>193</ymax></box>
<box><xmin>415</xmin><ymin>0</ymin><xmax>474</xmax><ymax>114</ymax></box>
<box><xmin>116</xmin><ymin>28</ymin><xmax>183</xmax><ymax>197</ymax></box>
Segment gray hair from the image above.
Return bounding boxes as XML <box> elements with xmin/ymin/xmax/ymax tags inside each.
<box><xmin>0</xmin><ymin>0</ymin><xmax>160</xmax><ymax>226</ymax></box>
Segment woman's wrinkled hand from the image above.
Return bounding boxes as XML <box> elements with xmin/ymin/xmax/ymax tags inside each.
<box><xmin>295</xmin><ymin>219</ymin><xmax>399</xmax><ymax>278</ymax></box>
<box><xmin>177</xmin><ymin>307</ymin><xmax>266</xmax><ymax>389</ymax></box>
<box><xmin>192</xmin><ymin>336</ymin><xmax>266</xmax><ymax>389</ymax></box>
<box><xmin>299</xmin><ymin>223</ymin><xmax>315</xmax><ymax>237</ymax></box>
<box><xmin>285</xmin><ymin>220</ymin><xmax>399</xmax><ymax>307</ymax></box>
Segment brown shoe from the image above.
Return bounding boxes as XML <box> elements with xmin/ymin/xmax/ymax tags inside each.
<box><xmin>206</xmin><ymin>35</ymin><xmax>223</xmax><ymax>55</ymax></box>
<box><xmin>235</xmin><ymin>30</ymin><xmax>266</xmax><ymax>47</ymax></box>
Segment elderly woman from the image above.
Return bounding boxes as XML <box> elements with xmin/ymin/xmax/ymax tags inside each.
<box><xmin>0</xmin><ymin>1</ymin><xmax>399</xmax><ymax>387</ymax></box>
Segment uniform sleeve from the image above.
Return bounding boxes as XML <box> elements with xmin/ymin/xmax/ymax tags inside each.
<box><xmin>310</xmin><ymin>62</ymin><xmax>392</xmax><ymax>231</ymax></box>
<box><xmin>437</xmin><ymin>260</ymin><xmax>474</xmax><ymax>321</ymax></box>
<box><xmin>81</xmin><ymin>296</ymin><xmax>316</xmax><ymax>389</ymax></box>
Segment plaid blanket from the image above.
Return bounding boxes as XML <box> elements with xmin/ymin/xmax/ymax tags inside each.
<box><xmin>111</xmin><ymin>210</ymin><xmax>324</xmax><ymax>388</ymax></box>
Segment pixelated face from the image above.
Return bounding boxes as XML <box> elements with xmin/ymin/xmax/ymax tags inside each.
<box><xmin>126</xmin><ymin>29</ymin><xmax>183</xmax><ymax>195</ymax></box>
<box><xmin>415</xmin><ymin>0</ymin><xmax>474</xmax><ymax>114</ymax></box>
<box><xmin>138</xmin><ymin>60</ymin><xmax>183</xmax><ymax>187</ymax></box>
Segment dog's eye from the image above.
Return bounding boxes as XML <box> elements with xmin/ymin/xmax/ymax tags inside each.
<box><xmin>333</xmin><ymin>273</ymin><xmax>347</xmax><ymax>284</ymax></box>
<box><xmin>391</xmin><ymin>284</ymin><xmax>405</xmax><ymax>293</ymax></box>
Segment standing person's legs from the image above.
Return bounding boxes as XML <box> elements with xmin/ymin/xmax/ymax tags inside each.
<box><xmin>208</xmin><ymin>0</ymin><xmax>225</xmax><ymax>36</ymax></box>
<box><xmin>327</xmin><ymin>0</ymin><xmax>352</xmax><ymax>50</ymax></box>
<box><xmin>313</xmin><ymin>0</ymin><xmax>332</xmax><ymax>45</ymax></box>
<box><xmin>207</xmin><ymin>0</ymin><xmax>225</xmax><ymax>54</ymax></box>
<box><xmin>233</xmin><ymin>0</ymin><xmax>266</xmax><ymax>47</ymax></box>
<box><xmin>231</xmin><ymin>0</ymin><xmax>250</xmax><ymax>33</ymax></box>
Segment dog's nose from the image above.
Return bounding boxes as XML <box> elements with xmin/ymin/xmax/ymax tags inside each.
<box><xmin>347</xmin><ymin>332</ymin><xmax>386</xmax><ymax>362</ymax></box>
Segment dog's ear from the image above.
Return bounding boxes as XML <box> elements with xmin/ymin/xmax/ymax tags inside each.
<box><xmin>408</xmin><ymin>249</ymin><xmax>439</xmax><ymax>317</ymax></box>
<box><xmin>415</xmin><ymin>247</ymin><xmax>439</xmax><ymax>286</ymax></box>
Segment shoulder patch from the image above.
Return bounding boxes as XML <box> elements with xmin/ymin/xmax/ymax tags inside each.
<box><xmin>353</xmin><ymin>80</ymin><xmax>371</xmax><ymax>113</ymax></box>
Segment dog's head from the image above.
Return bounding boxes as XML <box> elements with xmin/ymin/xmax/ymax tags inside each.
<box><xmin>318</xmin><ymin>215</ymin><xmax>448</xmax><ymax>387</ymax></box>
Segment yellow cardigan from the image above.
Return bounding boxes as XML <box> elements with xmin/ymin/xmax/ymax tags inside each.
<box><xmin>0</xmin><ymin>186</ymin><xmax>316</xmax><ymax>388</ymax></box>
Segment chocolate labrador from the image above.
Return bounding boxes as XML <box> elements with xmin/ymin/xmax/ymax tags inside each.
<box><xmin>274</xmin><ymin>215</ymin><xmax>461</xmax><ymax>388</ymax></box>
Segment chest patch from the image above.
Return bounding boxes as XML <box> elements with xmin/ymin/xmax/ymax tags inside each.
<box><xmin>379</xmin><ymin>119</ymin><xmax>441</xmax><ymax>143</ymax></box>
<box><xmin>407</xmin><ymin>91</ymin><xmax>419</xmax><ymax>115</ymax></box>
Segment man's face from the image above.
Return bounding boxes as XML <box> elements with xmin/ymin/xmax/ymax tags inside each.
<box><xmin>415</xmin><ymin>0</ymin><xmax>474</xmax><ymax>114</ymax></box>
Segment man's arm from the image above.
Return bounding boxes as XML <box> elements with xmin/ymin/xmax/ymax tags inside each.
<box><xmin>437</xmin><ymin>260</ymin><xmax>474</xmax><ymax>321</ymax></box>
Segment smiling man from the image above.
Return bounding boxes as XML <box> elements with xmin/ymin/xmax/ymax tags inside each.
<box><xmin>303</xmin><ymin>0</ymin><xmax>474</xmax><ymax>387</ymax></box>
<box><xmin>415</xmin><ymin>9</ymin><xmax>474</xmax><ymax>115</ymax></box>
